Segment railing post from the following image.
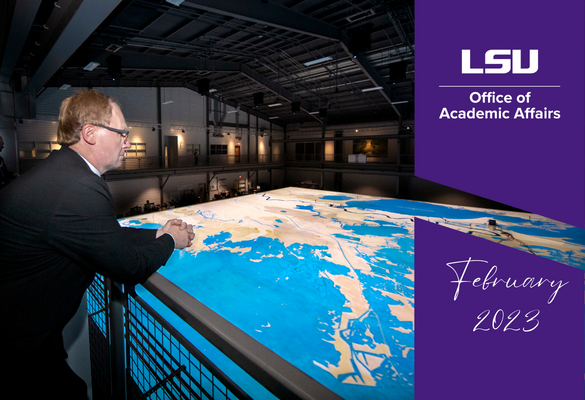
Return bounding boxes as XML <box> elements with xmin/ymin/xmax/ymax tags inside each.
<box><xmin>109</xmin><ymin>280</ymin><xmax>127</xmax><ymax>399</ymax></box>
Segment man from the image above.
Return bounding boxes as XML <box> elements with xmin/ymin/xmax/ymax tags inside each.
<box><xmin>0</xmin><ymin>90</ymin><xmax>194</xmax><ymax>399</ymax></box>
<box><xmin>0</xmin><ymin>135</ymin><xmax>19</xmax><ymax>189</ymax></box>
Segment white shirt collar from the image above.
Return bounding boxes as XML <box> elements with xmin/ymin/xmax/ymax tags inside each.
<box><xmin>77</xmin><ymin>153</ymin><xmax>101</xmax><ymax>177</ymax></box>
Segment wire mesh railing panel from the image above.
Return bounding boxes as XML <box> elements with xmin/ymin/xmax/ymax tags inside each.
<box><xmin>86</xmin><ymin>276</ymin><xmax>250</xmax><ymax>400</ymax></box>
<box><xmin>126</xmin><ymin>294</ymin><xmax>248</xmax><ymax>400</ymax></box>
<box><xmin>87</xmin><ymin>275</ymin><xmax>112</xmax><ymax>400</ymax></box>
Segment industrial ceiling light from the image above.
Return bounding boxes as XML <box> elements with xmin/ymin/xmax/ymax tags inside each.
<box><xmin>346</xmin><ymin>9</ymin><xmax>375</xmax><ymax>23</ymax></box>
<box><xmin>269</xmin><ymin>116</ymin><xmax>279</xmax><ymax>119</ymax></box>
<box><xmin>162</xmin><ymin>100</ymin><xmax>174</xmax><ymax>105</ymax></box>
<box><xmin>165</xmin><ymin>0</ymin><xmax>184</xmax><ymax>6</ymax></box>
<box><xmin>254</xmin><ymin>93</ymin><xmax>264</xmax><ymax>107</ymax></box>
<box><xmin>106</xmin><ymin>54</ymin><xmax>122</xmax><ymax>79</ymax></box>
<box><xmin>268</xmin><ymin>102</ymin><xmax>282</xmax><ymax>107</ymax></box>
<box><xmin>291</xmin><ymin>102</ymin><xmax>300</xmax><ymax>114</ymax></box>
<box><xmin>83</xmin><ymin>61</ymin><xmax>99</xmax><ymax>71</ymax></box>
<box><xmin>362</xmin><ymin>86</ymin><xmax>384</xmax><ymax>92</ymax></box>
<box><xmin>303</xmin><ymin>56</ymin><xmax>332</xmax><ymax>66</ymax></box>
<box><xmin>197</xmin><ymin>78</ymin><xmax>210</xmax><ymax>95</ymax></box>
<box><xmin>59</xmin><ymin>84</ymin><xmax>71</xmax><ymax>90</ymax></box>
<box><xmin>209</xmin><ymin>88</ymin><xmax>217</xmax><ymax>93</ymax></box>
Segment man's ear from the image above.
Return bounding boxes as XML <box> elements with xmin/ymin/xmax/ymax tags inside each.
<box><xmin>80</xmin><ymin>124</ymin><xmax>97</xmax><ymax>145</ymax></box>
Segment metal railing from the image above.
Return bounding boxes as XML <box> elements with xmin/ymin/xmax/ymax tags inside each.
<box><xmin>115</xmin><ymin>153</ymin><xmax>413</xmax><ymax>171</ymax></box>
<box><xmin>19</xmin><ymin>152</ymin><xmax>413</xmax><ymax>175</ymax></box>
<box><xmin>116</xmin><ymin>155</ymin><xmax>274</xmax><ymax>171</ymax></box>
<box><xmin>87</xmin><ymin>276</ymin><xmax>251</xmax><ymax>400</ymax></box>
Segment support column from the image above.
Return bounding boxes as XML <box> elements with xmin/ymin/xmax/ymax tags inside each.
<box><xmin>157</xmin><ymin>87</ymin><xmax>163</xmax><ymax>168</ymax></box>
<box><xmin>0</xmin><ymin>83</ymin><xmax>21</xmax><ymax>175</ymax></box>
<box><xmin>334</xmin><ymin>172</ymin><xmax>342</xmax><ymax>192</ymax></box>
<box><xmin>108</xmin><ymin>280</ymin><xmax>127</xmax><ymax>399</ymax></box>
<box><xmin>334</xmin><ymin>131</ymin><xmax>343</xmax><ymax>162</ymax></box>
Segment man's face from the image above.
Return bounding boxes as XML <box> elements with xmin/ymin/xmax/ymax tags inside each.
<box><xmin>95</xmin><ymin>103</ymin><xmax>131</xmax><ymax>174</ymax></box>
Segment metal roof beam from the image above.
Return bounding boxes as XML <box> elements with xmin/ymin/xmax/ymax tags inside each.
<box><xmin>185</xmin><ymin>82</ymin><xmax>286</xmax><ymax>128</ymax></box>
<box><xmin>23</xmin><ymin>0</ymin><xmax>123</xmax><ymax>95</ymax></box>
<box><xmin>182</xmin><ymin>0</ymin><xmax>341</xmax><ymax>40</ymax></box>
<box><xmin>352</xmin><ymin>52</ymin><xmax>401</xmax><ymax>118</ymax></box>
<box><xmin>180</xmin><ymin>0</ymin><xmax>399</xmax><ymax>118</ymax></box>
<box><xmin>63</xmin><ymin>51</ymin><xmax>319</xmax><ymax>123</ymax></box>
<box><xmin>0</xmin><ymin>0</ymin><xmax>43</xmax><ymax>84</ymax></box>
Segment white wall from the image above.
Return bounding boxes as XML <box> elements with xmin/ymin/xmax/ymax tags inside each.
<box><xmin>161</xmin><ymin>87</ymin><xmax>205</xmax><ymax>128</ymax></box>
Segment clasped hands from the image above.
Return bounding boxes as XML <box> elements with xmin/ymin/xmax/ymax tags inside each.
<box><xmin>156</xmin><ymin>219</ymin><xmax>195</xmax><ymax>249</ymax></box>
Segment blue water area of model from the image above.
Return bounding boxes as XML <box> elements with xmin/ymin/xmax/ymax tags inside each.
<box><xmin>504</xmin><ymin>223</ymin><xmax>585</xmax><ymax>247</ymax></box>
<box><xmin>342</xmin><ymin>219</ymin><xmax>409</xmax><ymax>237</ymax></box>
<box><xmin>149</xmin><ymin>230</ymin><xmax>414</xmax><ymax>400</ymax></box>
<box><xmin>344</xmin><ymin>199</ymin><xmax>585</xmax><ymax>271</ymax></box>
<box><xmin>320</xmin><ymin>195</ymin><xmax>354</xmax><ymax>201</ymax></box>
<box><xmin>203</xmin><ymin>231</ymin><xmax>232</xmax><ymax>245</ymax></box>
<box><xmin>346</xmin><ymin>199</ymin><xmax>527</xmax><ymax>224</ymax></box>
<box><xmin>123</xmin><ymin>220</ymin><xmax>164</xmax><ymax>230</ymax></box>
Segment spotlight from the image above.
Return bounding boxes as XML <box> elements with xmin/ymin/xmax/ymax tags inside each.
<box><xmin>152</xmin><ymin>127</ymin><xmax>156</xmax><ymax>131</ymax></box>
<box><xmin>291</xmin><ymin>101</ymin><xmax>300</xmax><ymax>114</ymax></box>
<box><xmin>182</xmin><ymin>129</ymin><xmax>185</xmax><ymax>133</ymax></box>
<box><xmin>83</xmin><ymin>61</ymin><xmax>99</xmax><ymax>71</ymax></box>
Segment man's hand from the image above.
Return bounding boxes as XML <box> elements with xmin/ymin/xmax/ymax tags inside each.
<box><xmin>157</xmin><ymin>219</ymin><xmax>195</xmax><ymax>249</ymax></box>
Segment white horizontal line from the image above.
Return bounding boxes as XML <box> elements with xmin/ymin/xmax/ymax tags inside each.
<box><xmin>439</xmin><ymin>85</ymin><xmax>561</xmax><ymax>88</ymax></box>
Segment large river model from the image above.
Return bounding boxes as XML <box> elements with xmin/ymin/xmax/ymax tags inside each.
<box><xmin>119</xmin><ymin>187</ymin><xmax>585</xmax><ymax>399</ymax></box>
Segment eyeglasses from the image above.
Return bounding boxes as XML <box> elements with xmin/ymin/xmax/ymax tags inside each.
<box><xmin>95</xmin><ymin>124</ymin><xmax>130</xmax><ymax>143</ymax></box>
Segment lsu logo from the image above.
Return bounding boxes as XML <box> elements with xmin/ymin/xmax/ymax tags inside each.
<box><xmin>462</xmin><ymin>49</ymin><xmax>538</xmax><ymax>74</ymax></box>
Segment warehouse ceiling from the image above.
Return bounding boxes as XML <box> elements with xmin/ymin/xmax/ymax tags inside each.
<box><xmin>1</xmin><ymin>0</ymin><xmax>414</xmax><ymax>127</ymax></box>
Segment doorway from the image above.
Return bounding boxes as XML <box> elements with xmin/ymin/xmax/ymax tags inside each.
<box><xmin>235</xmin><ymin>145</ymin><xmax>240</xmax><ymax>163</ymax></box>
<box><xmin>166</xmin><ymin>136</ymin><xmax>178</xmax><ymax>167</ymax></box>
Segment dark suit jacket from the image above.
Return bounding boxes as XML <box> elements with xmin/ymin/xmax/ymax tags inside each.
<box><xmin>0</xmin><ymin>146</ymin><xmax>174</xmax><ymax>360</ymax></box>
<box><xmin>0</xmin><ymin>155</ymin><xmax>14</xmax><ymax>189</ymax></box>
